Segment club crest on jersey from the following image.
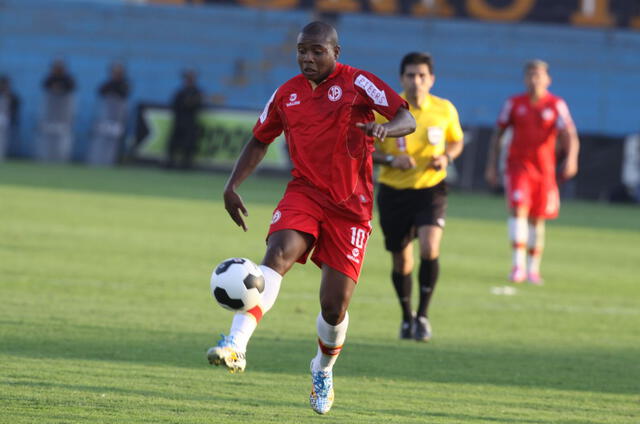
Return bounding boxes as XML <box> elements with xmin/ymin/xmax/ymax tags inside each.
<box><xmin>517</xmin><ymin>105</ymin><xmax>527</xmax><ymax>115</ymax></box>
<box><xmin>286</xmin><ymin>92</ymin><xmax>300</xmax><ymax>107</ymax></box>
<box><xmin>427</xmin><ymin>126</ymin><xmax>444</xmax><ymax>145</ymax></box>
<box><xmin>328</xmin><ymin>85</ymin><xmax>342</xmax><ymax>102</ymax></box>
<box><xmin>542</xmin><ymin>108</ymin><xmax>554</xmax><ymax>121</ymax></box>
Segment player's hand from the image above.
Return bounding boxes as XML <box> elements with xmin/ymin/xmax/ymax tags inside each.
<box><xmin>559</xmin><ymin>159</ymin><xmax>578</xmax><ymax>183</ymax></box>
<box><xmin>392</xmin><ymin>154</ymin><xmax>416</xmax><ymax>170</ymax></box>
<box><xmin>430</xmin><ymin>154</ymin><xmax>449</xmax><ymax>171</ymax></box>
<box><xmin>356</xmin><ymin>122</ymin><xmax>388</xmax><ymax>140</ymax></box>
<box><xmin>485</xmin><ymin>166</ymin><xmax>499</xmax><ymax>188</ymax></box>
<box><xmin>223</xmin><ymin>189</ymin><xmax>249</xmax><ymax>232</ymax></box>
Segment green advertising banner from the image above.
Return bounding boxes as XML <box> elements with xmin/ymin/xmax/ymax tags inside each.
<box><xmin>134</xmin><ymin>105</ymin><xmax>288</xmax><ymax>170</ymax></box>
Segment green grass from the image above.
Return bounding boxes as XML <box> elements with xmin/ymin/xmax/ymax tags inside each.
<box><xmin>1</xmin><ymin>161</ymin><xmax>639</xmax><ymax>424</ymax></box>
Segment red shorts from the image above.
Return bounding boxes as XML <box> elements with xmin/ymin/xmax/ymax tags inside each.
<box><xmin>505</xmin><ymin>170</ymin><xmax>559</xmax><ymax>219</ymax></box>
<box><xmin>267</xmin><ymin>187</ymin><xmax>372</xmax><ymax>282</ymax></box>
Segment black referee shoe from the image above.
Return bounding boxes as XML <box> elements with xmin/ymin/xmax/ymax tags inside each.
<box><xmin>414</xmin><ymin>316</ymin><xmax>432</xmax><ymax>342</ymax></box>
<box><xmin>399</xmin><ymin>320</ymin><xmax>414</xmax><ymax>340</ymax></box>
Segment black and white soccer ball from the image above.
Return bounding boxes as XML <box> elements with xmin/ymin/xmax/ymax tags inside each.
<box><xmin>210</xmin><ymin>258</ymin><xmax>265</xmax><ymax>312</ymax></box>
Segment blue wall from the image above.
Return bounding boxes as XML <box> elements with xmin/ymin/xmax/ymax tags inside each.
<box><xmin>1</xmin><ymin>0</ymin><xmax>639</xmax><ymax>158</ymax></box>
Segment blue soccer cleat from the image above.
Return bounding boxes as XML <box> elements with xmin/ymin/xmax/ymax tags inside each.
<box><xmin>309</xmin><ymin>360</ymin><xmax>335</xmax><ymax>414</ymax></box>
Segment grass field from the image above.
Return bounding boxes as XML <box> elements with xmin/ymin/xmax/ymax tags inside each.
<box><xmin>1</xmin><ymin>161</ymin><xmax>639</xmax><ymax>424</ymax></box>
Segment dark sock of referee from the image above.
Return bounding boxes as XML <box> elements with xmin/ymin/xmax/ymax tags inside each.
<box><xmin>417</xmin><ymin>257</ymin><xmax>439</xmax><ymax>318</ymax></box>
<box><xmin>391</xmin><ymin>271</ymin><xmax>413</xmax><ymax>322</ymax></box>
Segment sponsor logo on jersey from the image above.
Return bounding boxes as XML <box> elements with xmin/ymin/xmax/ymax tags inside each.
<box><xmin>286</xmin><ymin>92</ymin><xmax>301</xmax><ymax>107</ymax></box>
<box><xmin>355</xmin><ymin>74</ymin><xmax>388</xmax><ymax>106</ymax></box>
<box><xmin>541</xmin><ymin>108</ymin><xmax>554</xmax><ymax>121</ymax></box>
<box><xmin>328</xmin><ymin>85</ymin><xmax>342</xmax><ymax>102</ymax></box>
<box><xmin>271</xmin><ymin>210</ymin><xmax>282</xmax><ymax>224</ymax></box>
<box><xmin>346</xmin><ymin>249</ymin><xmax>361</xmax><ymax>264</ymax></box>
<box><xmin>427</xmin><ymin>126</ymin><xmax>444</xmax><ymax>145</ymax></box>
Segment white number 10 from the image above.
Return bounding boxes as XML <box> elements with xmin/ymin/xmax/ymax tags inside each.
<box><xmin>350</xmin><ymin>227</ymin><xmax>367</xmax><ymax>249</ymax></box>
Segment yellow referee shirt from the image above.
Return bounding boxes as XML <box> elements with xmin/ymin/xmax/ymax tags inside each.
<box><xmin>375</xmin><ymin>93</ymin><xmax>463</xmax><ymax>189</ymax></box>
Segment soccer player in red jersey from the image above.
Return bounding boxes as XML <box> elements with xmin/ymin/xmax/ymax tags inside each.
<box><xmin>207</xmin><ymin>22</ymin><xmax>415</xmax><ymax>414</ymax></box>
<box><xmin>485</xmin><ymin>60</ymin><xmax>580</xmax><ymax>285</ymax></box>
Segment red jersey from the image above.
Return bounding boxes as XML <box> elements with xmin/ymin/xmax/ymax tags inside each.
<box><xmin>253</xmin><ymin>63</ymin><xmax>408</xmax><ymax>221</ymax></box>
<box><xmin>497</xmin><ymin>92</ymin><xmax>575</xmax><ymax>179</ymax></box>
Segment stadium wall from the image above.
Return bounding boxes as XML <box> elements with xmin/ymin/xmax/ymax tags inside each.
<box><xmin>0</xmin><ymin>0</ymin><xmax>639</xmax><ymax>161</ymax></box>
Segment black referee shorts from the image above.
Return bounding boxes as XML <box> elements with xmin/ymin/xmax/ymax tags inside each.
<box><xmin>376</xmin><ymin>181</ymin><xmax>448</xmax><ymax>252</ymax></box>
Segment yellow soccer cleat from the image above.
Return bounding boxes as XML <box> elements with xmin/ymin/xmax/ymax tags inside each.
<box><xmin>207</xmin><ymin>334</ymin><xmax>246</xmax><ymax>373</ymax></box>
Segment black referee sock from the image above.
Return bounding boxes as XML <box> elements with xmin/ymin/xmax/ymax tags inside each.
<box><xmin>417</xmin><ymin>258</ymin><xmax>439</xmax><ymax>318</ymax></box>
<box><xmin>391</xmin><ymin>271</ymin><xmax>413</xmax><ymax>322</ymax></box>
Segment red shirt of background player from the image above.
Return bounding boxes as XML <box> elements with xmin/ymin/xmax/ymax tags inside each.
<box><xmin>498</xmin><ymin>92</ymin><xmax>575</xmax><ymax>180</ymax></box>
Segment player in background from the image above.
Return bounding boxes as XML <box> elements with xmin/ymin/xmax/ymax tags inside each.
<box><xmin>373</xmin><ymin>52</ymin><xmax>464</xmax><ymax>342</ymax></box>
<box><xmin>207</xmin><ymin>22</ymin><xmax>415</xmax><ymax>414</ymax></box>
<box><xmin>485</xmin><ymin>60</ymin><xmax>580</xmax><ymax>284</ymax></box>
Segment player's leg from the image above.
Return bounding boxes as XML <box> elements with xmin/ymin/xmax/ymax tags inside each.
<box><xmin>307</xmin><ymin>215</ymin><xmax>369</xmax><ymax>414</ymax></box>
<box><xmin>414</xmin><ymin>224</ymin><xmax>443</xmax><ymax>342</ymax></box>
<box><xmin>526</xmin><ymin>178</ymin><xmax>559</xmax><ymax>284</ymax></box>
<box><xmin>526</xmin><ymin>218</ymin><xmax>545</xmax><ymax>284</ymax></box>
<box><xmin>508</xmin><ymin>207</ymin><xmax>529</xmax><ymax>282</ymax></box>
<box><xmin>391</xmin><ymin>244</ymin><xmax>415</xmax><ymax>339</ymax></box>
<box><xmin>505</xmin><ymin>172</ymin><xmax>531</xmax><ymax>283</ymax></box>
<box><xmin>208</xmin><ymin>229</ymin><xmax>314</xmax><ymax>372</ymax></box>
<box><xmin>309</xmin><ymin>265</ymin><xmax>356</xmax><ymax>414</ymax></box>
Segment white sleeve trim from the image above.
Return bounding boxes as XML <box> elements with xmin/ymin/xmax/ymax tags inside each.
<box><xmin>555</xmin><ymin>99</ymin><xmax>574</xmax><ymax>130</ymax></box>
<box><xmin>497</xmin><ymin>99</ymin><xmax>512</xmax><ymax>126</ymax></box>
<box><xmin>259</xmin><ymin>88</ymin><xmax>278</xmax><ymax>124</ymax></box>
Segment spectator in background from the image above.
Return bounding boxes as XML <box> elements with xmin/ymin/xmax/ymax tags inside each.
<box><xmin>0</xmin><ymin>75</ymin><xmax>20</xmax><ymax>160</ymax></box>
<box><xmin>485</xmin><ymin>60</ymin><xmax>580</xmax><ymax>285</ymax></box>
<box><xmin>36</xmin><ymin>59</ymin><xmax>76</xmax><ymax>162</ymax></box>
<box><xmin>166</xmin><ymin>69</ymin><xmax>203</xmax><ymax>169</ymax></box>
<box><xmin>87</xmin><ymin>63</ymin><xmax>130</xmax><ymax>166</ymax></box>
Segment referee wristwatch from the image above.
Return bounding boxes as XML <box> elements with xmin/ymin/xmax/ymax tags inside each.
<box><xmin>384</xmin><ymin>154</ymin><xmax>395</xmax><ymax>165</ymax></box>
<box><xmin>445</xmin><ymin>152</ymin><xmax>452</xmax><ymax>163</ymax></box>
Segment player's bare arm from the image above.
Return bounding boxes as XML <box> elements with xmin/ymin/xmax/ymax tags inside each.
<box><xmin>432</xmin><ymin>138</ymin><xmax>464</xmax><ymax>171</ymax></box>
<box><xmin>485</xmin><ymin>126</ymin><xmax>507</xmax><ymax>188</ymax></box>
<box><xmin>223</xmin><ymin>136</ymin><xmax>269</xmax><ymax>231</ymax></box>
<box><xmin>557</xmin><ymin>125</ymin><xmax>580</xmax><ymax>182</ymax></box>
<box><xmin>372</xmin><ymin>149</ymin><xmax>416</xmax><ymax>169</ymax></box>
<box><xmin>356</xmin><ymin>107</ymin><xmax>415</xmax><ymax>139</ymax></box>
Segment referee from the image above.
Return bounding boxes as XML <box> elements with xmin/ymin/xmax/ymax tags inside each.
<box><xmin>373</xmin><ymin>52</ymin><xmax>464</xmax><ymax>342</ymax></box>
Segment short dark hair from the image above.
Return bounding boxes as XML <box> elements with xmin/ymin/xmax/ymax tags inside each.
<box><xmin>400</xmin><ymin>52</ymin><xmax>433</xmax><ymax>75</ymax></box>
<box><xmin>301</xmin><ymin>21</ymin><xmax>339</xmax><ymax>46</ymax></box>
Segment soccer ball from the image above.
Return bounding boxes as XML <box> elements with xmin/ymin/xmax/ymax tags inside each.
<box><xmin>210</xmin><ymin>257</ymin><xmax>265</xmax><ymax>312</ymax></box>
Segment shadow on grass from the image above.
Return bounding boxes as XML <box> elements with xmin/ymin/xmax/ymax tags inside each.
<box><xmin>2</xmin><ymin>324</ymin><xmax>637</xmax><ymax>396</ymax></box>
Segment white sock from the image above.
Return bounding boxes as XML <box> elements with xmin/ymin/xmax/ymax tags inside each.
<box><xmin>228</xmin><ymin>312</ymin><xmax>256</xmax><ymax>353</ymax></box>
<box><xmin>227</xmin><ymin>265</ymin><xmax>282</xmax><ymax>353</ymax></box>
<box><xmin>259</xmin><ymin>265</ymin><xmax>282</xmax><ymax>313</ymax></box>
<box><xmin>508</xmin><ymin>216</ymin><xmax>528</xmax><ymax>269</ymax></box>
<box><xmin>527</xmin><ymin>221</ymin><xmax>545</xmax><ymax>274</ymax></box>
<box><xmin>312</xmin><ymin>312</ymin><xmax>349</xmax><ymax>372</ymax></box>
